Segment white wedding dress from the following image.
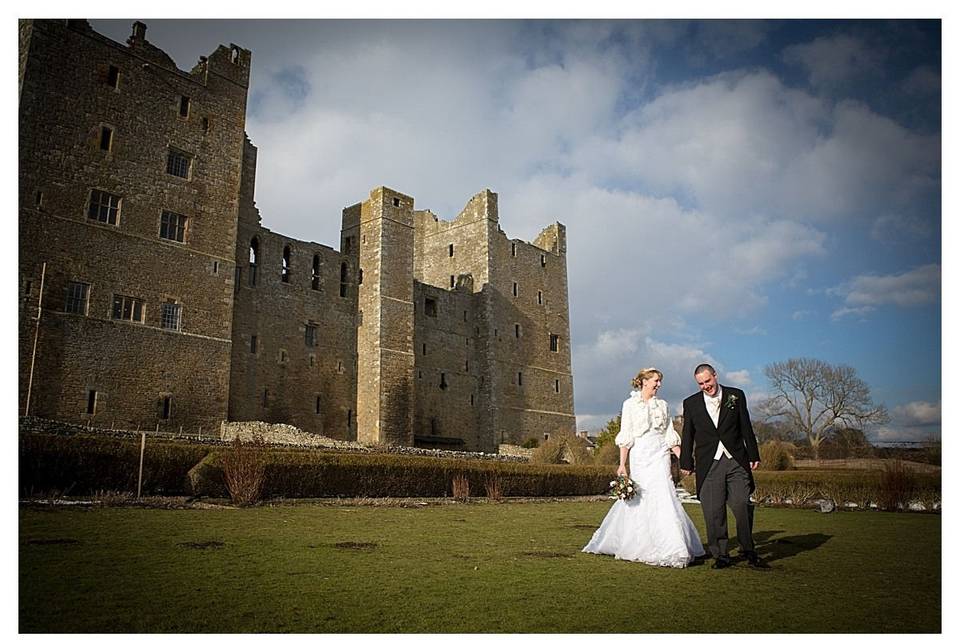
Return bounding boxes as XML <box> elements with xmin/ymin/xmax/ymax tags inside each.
<box><xmin>582</xmin><ymin>392</ymin><xmax>705</xmax><ymax>568</ymax></box>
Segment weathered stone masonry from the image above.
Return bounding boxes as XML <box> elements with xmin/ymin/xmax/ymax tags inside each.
<box><xmin>19</xmin><ymin>20</ymin><xmax>576</xmax><ymax>452</ymax></box>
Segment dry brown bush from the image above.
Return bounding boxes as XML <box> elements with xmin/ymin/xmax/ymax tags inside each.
<box><xmin>222</xmin><ymin>435</ymin><xmax>266</xmax><ymax>506</ymax></box>
<box><xmin>483</xmin><ymin>474</ymin><xmax>503</xmax><ymax>500</ymax></box>
<box><xmin>452</xmin><ymin>474</ymin><xmax>470</xmax><ymax>500</ymax></box>
<box><xmin>759</xmin><ymin>440</ymin><xmax>797</xmax><ymax>471</ymax></box>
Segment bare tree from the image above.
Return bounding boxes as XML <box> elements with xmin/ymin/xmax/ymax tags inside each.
<box><xmin>760</xmin><ymin>358</ymin><xmax>888</xmax><ymax>459</ymax></box>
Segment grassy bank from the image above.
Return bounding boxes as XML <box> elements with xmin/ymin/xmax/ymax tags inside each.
<box><xmin>19</xmin><ymin>501</ymin><xmax>940</xmax><ymax>633</ymax></box>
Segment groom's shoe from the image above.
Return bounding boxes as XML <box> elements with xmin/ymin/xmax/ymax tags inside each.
<box><xmin>712</xmin><ymin>555</ymin><xmax>732</xmax><ymax>569</ymax></box>
<box><xmin>742</xmin><ymin>550</ymin><xmax>767</xmax><ymax>569</ymax></box>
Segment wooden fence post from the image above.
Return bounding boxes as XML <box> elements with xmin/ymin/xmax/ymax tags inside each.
<box><xmin>137</xmin><ymin>432</ymin><xmax>146</xmax><ymax>500</ymax></box>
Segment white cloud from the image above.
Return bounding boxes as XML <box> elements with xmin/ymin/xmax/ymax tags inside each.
<box><xmin>725</xmin><ymin>369</ymin><xmax>752</xmax><ymax>387</ymax></box>
<box><xmin>891</xmin><ymin>401</ymin><xmax>941</xmax><ymax>426</ymax></box>
<box><xmin>829</xmin><ymin>264</ymin><xmax>941</xmax><ymax>312</ymax></box>
<box><xmin>782</xmin><ymin>34</ymin><xmax>882</xmax><ymax>88</ymax></box>
<box><xmin>792</xmin><ymin>309</ymin><xmax>813</xmax><ymax>321</ymax></box>
<box><xmin>831</xmin><ymin>306</ymin><xmax>875</xmax><ymax>321</ymax></box>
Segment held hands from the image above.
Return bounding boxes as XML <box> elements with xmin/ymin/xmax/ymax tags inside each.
<box><xmin>680</xmin><ymin>468</ymin><xmax>692</xmax><ymax>477</ymax></box>
<box><xmin>617</xmin><ymin>464</ymin><xmax>628</xmax><ymax>479</ymax></box>
<box><xmin>750</xmin><ymin>461</ymin><xmax>760</xmax><ymax>470</ymax></box>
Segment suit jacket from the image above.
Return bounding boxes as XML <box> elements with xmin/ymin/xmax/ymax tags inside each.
<box><xmin>679</xmin><ymin>386</ymin><xmax>760</xmax><ymax>498</ymax></box>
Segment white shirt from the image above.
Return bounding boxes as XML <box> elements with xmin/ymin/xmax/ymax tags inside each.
<box><xmin>703</xmin><ymin>386</ymin><xmax>732</xmax><ymax>460</ymax></box>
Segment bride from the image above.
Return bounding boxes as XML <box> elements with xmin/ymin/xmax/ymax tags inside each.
<box><xmin>582</xmin><ymin>368</ymin><xmax>705</xmax><ymax>567</ymax></box>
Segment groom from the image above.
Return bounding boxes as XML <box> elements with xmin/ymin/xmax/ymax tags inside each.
<box><xmin>679</xmin><ymin>363</ymin><xmax>763</xmax><ymax>569</ymax></box>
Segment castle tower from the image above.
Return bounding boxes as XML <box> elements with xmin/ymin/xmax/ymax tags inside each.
<box><xmin>355</xmin><ymin>187</ymin><xmax>416</xmax><ymax>445</ymax></box>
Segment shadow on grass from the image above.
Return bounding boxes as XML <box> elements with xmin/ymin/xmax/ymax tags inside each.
<box><xmin>732</xmin><ymin>530</ymin><xmax>833</xmax><ymax>564</ymax></box>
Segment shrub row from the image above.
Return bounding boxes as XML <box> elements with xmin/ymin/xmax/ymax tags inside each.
<box><xmin>681</xmin><ymin>468</ymin><xmax>941</xmax><ymax>511</ymax></box>
<box><xmin>20</xmin><ymin>433</ymin><xmax>212</xmax><ymax>496</ymax></box>
<box><xmin>20</xmin><ymin>432</ymin><xmax>614</xmax><ymax>499</ymax></box>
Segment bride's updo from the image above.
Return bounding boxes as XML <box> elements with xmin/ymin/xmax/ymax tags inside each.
<box><xmin>632</xmin><ymin>368</ymin><xmax>663</xmax><ymax>390</ymax></box>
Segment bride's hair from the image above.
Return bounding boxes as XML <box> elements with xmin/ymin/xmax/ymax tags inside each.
<box><xmin>632</xmin><ymin>368</ymin><xmax>663</xmax><ymax>390</ymax></box>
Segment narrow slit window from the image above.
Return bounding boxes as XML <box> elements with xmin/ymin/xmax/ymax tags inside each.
<box><xmin>550</xmin><ymin>334</ymin><xmax>560</xmax><ymax>352</ymax></box>
<box><xmin>511</xmin><ymin>243</ymin><xmax>517</xmax><ymax>257</ymax></box>
<box><xmin>538</xmin><ymin>291</ymin><xmax>543</xmax><ymax>305</ymax></box>
<box><xmin>555</xmin><ymin>379</ymin><xmax>560</xmax><ymax>393</ymax></box>
<box><xmin>250</xmin><ymin>335</ymin><xmax>257</xmax><ymax>353</ymax></box>
<box><xmin>179</xmin><ymin>95</ymin><xmax>190</xmax><ymax>118</ymax></box>
<box><xmin>35</xmin><ymin>190</ymin><xmax>43</xmax><ymax>208</ymax></box>
<box><xmin>107</xmin><ymin>65</ymin><xmax>120</xmax><ymax>89</ymax></box>
<box><xmin>439</xmin><ymin>372</ymin><xmax>448</xmax><ymax>390</ymax></box>
<box><xmin>513</xmin><ymin>282</ymin><xmax>518</xmax><ymax>297</ymax></box>
<box><xmin>518</xmin><ymin>371</ymin><xmax>523</xmax><ymax>386</ymax></box>
<box><xmin>450</xmin><ymin>275</ymin><xmax>455</xmax><ymax>289</ymax></box>
<box><xmin>86</xmin><ymin>390</ymin><xmax>98</xmax><ymax>415</ymax></box>
<box><xmin>424</xmin><ymin>298</ymin><xmax>437</xmax><ymax>317</ymax></box>
<box><xmin>249</xmin><ymin>238</ymin><xmax>259</xmax><ymax>286</ymax></box>
<box><xmin>99</xmin><ymin>127</ymin><xmax>113</xmax><ymax>151</ymax></box>
<box><xmin>339</xmin><ymin>262</ymin><xmax>347</xmax><ymax>297</ymax></box>
<box><xmin>312</xmin><ymin>255</ymin><xmax>321</xmax><ymax>290</ymax></box>
<box><xmin>515</xmin><ymin>323</ymin><xmax>521</xmax><ymax>338</ymax></box>
<box><xmin>541</xmin><ymin>254</ymin><xmax>546</xmax><ymax>267</ymax></box>
<box><xmin>315</xmin><ymin>395</ymin><xmax>321</xmax><ymax>415</ymax></box>
<box><xmin>161</xmin><ymin>396</ymin><xmax>172</xmax><ymax>419</ymax></box>
<box><xmin>281</xmin><ymin>245</ymin><xmax>291</xmax><ymax>283</ymax></box>
<box><xmin>448</xmin><ymin>244</ymin><xmax>454</xmax><ymax>257</ymax></box>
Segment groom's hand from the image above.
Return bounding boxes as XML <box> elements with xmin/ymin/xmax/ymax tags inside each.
<box><xmin>680</xmin><ymin>469</ymin><xmax>692</xmax><ymax>477</ymax></box>
<box><xmin>750</xmin><ymin>461</ymin><xmax>760</xmax><ymax>470</ymax></box>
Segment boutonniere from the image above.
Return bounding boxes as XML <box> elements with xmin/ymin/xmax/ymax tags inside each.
<box><xmin>725</xmin><ymin>394</ymin><xmax>739</xmax><ymax>411</ymax></box>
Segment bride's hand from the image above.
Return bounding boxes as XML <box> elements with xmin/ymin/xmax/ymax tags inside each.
<box><xmin>617</xmin><ymin>464</ymin><xmax>628</xmax><ymax>478</ymax></box>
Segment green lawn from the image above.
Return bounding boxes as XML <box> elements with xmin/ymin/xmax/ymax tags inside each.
<box><xmin>19</xmin><ymin>500</ymin><xmax>940</xmax><ymax>633</ymax></box>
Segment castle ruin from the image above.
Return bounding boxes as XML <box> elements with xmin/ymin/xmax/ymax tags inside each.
<box><xmin>18</xmin><ymin>19</ymin><xmax>576</xmax><ymax>452</ymax></box>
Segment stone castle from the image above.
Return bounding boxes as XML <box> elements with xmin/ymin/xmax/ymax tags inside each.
<box><xmin>18</xmin><ymin>20</ymin><xmax>576</xmax><ymax>453</ymax></box>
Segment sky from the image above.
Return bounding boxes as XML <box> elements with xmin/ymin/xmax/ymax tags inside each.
<box><xmin>88</xmin><ymin>17</ymin><xmax>943</xmax><ymax>444</ymax></box>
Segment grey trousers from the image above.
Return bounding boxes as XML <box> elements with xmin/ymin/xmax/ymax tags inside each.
<box><xmin>699</xmin><ymin>455</ymin><xmax>754</xmax><ymax>558</ymax></box>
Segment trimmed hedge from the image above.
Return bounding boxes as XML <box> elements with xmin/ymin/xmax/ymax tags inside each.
<box><xmin>20</xmin><ymin>433</ymin><xmax>212</xmax><ymax>496</ymax></box>
<box><xmin>681</xmin><ymin>469</ymin><xmax>941</xmax><ymax>511</ymax></box>
<box><xmin>20</xmin><ymin>432</ymin><xmax>614</xmax><ymax>499</ymax></box>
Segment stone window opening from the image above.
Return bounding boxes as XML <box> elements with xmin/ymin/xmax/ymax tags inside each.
<box><xmin>230</xmin><ymin>46</ymin><xmax>241</xmax><ymax>64</ymax></box>
<box><xmin>515</xmin><ymin>324</ymin><xmax>521</xmax><ymax>338</ymax></box>
<box><xmin>160</xmin><ymin>210</ymin><xmax>187</xmax><ymax>243</ymax></box>
<box><xmin>312</xmin><ymin>255</ymin><xmax>321</xmax><ymax>290</ymax></box>
<box><xmin>99</xmin><ymin>126</ymin><xmax>113</xmax><ymax>152</ymax></box>
<box><xmin>343</xmin><ymin>236</ymin><xmax>352</xmax><ymax>253</ymax></box>
<box><xmin>517</xmin><ymin>371</ymin><xmax>523</xmax><ymax>386</ymax></box>
<box><xmin>159</xmin><ymin>395</ymin><xmax>173</xmax><ymax>420</ymax></box>
<box><xmin>475</xmin><ymin>326</ymin><xmax>480</xmax><ymax>336</ymax></box>
<box><xmin>358</xmin><ymin>269</ymin><xmax>363</xmax><ymax>285</ymax></box>
<box><xmin>250</xmin><ymin>334</ymin><xmax>257</xmax><ymax>354</ymax></box>
<box><xmin>393</xmin><ymin>197</ymin><xmax>400</xmax><ymax>207</ymax></box>
<box><xmin>35</xmin><ymin>190</ymin><xmax>43</xmax><ymax>208</ymax></box>
<box><xmin>234</xmin><ymin>266</ymin><xmax>241</xmax><ymax>293</ymax></box>
<box><xmin>315</xmin><ymin>395</ymin><xmax>321</xmax><ymax>415</ymax></box>
<box><xmin>422</xmin><ymin>343</ymin><xmax>427</xmax><ymax>356</ymax></box>
<box><xmin>538</xmin><ymin>291</ymin><xmax>543</xmax><ymax>305</ymax></box>
<box><xmin>463</xmin><ymin>310</ymin><xmax>468</xmax><ymax>322</ymax></box>
<box><xmin>212</xmin><ymin>261</ymin><xmax>219</xmax><ymax>274</ymax></box>
<box><xmin>106</xmin><ymin>65</ymin><xmax>120</xmax><ymax>89</ymax></box>
<box><xmin>555</xmin><ymin>379</ymin><xmax>560</xmax><ymax>393</ymax></box>
<box><xmin>439</xmin><ymin>373</ymin><xmax>448</xmax><ymax>390</ymax></box>
<box><xmin>201</xmin><ymin>117</ymin><xmax>209</xmax><ymax>133</ymax></box>
<box><xmin>160</xmin><ymin>300</ymin><xmax>182</xmax><ymax>331</ymax></box>
<box><xmin>347</xmin><ymin>410</ymin><xmax>353</xmax><ymax>433</ymax></box>
<box><xmin>511</xmin><ymin>243</ymin><xmax>517</xmax><ymax>257</ymax></box>
<box><xmin>543</xmin><ymin>432</ymin><xmax>550</xmax><ymax>442</ymax></box>
<box><xmin>550</xmin><ymin>334</ymin><xmax>560</xmax><ymax>352</ymax></box>
<box><xmin>64</xmin><ymin>281</ymin><xmax>90</xmax><ymax>315</ymax></box>
<box><xmin>309</xmin><ymin>354</ymin><xmax>316</xmax><ymax>367</ymax></box>
<box><xmin>430</xmin><ymin>417</ymin><xmax>439</xmax><ymax>435</ymax></box>
<box><xmin>541</xmin><ymin>254</ymin><xmax>546</xmax><ymax>267</ymax></box>
<box><xmin>166</xmin><ymin>147</ymin><xmax>192</xmax><ymax>179</ymax></box>
<box><xmin>249</xmin><ymin>238</ymin><xmax>259</xmax><ymax>286</ymax></box>
<box><xmin>179</xmin><ymin>95</ymin><xmax>190</xmax><ymax>118</ymax></box>
<box><xmin>281</xmin><ymin>245</ymin><xmax>291</xmax><ymax>283</ymax></box>
<box><xmin>448</xmin><ymin>244</ymin><xmax>454</xmax><ymax>257</ymax></box>
<box><xmin>470</xmin><ymin>394</ymin><xmax>475</xmax><ymax>406</ymax></box>
<box><xmin>337</xmin><ymin>361</ymin><xmax>344</xmax><ymax>373</ymax></box>
<box><xmin>339</xmin><ymin>262</ymin><xmax>348</xmax><ymax>297</ymax></box>
<box><xmin>305</xmin><ymin>322</ymin><xmax>317</xmax><ymax>348</ymax></box>
<box><xmin>88</xmin><ymin>189</ymin><xmax>121</xmax><ymax>225</ymax></box>
<box><xmin>424</xmin><ymin>297</ymin><xmax>437</xmax><ymax>317</ymax></box>
<box><xmin>418</xmin><ymin>370</ymin><xmax>422</xmax><ymax>379</ymax></box>
<box><xmin>112</xmin><ymin>294</ymin><xmax>144</xmax><ymax>323</ymax></box>
<box><xmin>278</xmin><ymin>349</ymin><xmax>288</xmax><ymax>365</ymax></box>
<box><xmin>450</xmin><ymin>275</ymin><xmax>455</xmax><ymax>289</ymax></box>
<box><xmin>24</xmin><ymin>279</ymin><xmax>33</xmax><ymax>299</ymax></box>
<box><xmin>513</xmin><ymin>282</ymin><xmax>518</xmax><ymax>297</ymax></box>
<box><xmin>465</xmin><ymin>360</ymin><xmax>470</xmax><ymax>372</ymax></box>
<box><xmin>86</xmin><ymin>390</ymin><xmax>98</xmax><ymax>415</ymax></box>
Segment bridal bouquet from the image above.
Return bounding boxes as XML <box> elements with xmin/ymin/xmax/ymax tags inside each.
<box><xmin>609</xmin><ymin>475</ymin><xmax>637</xmax><ymax>501</ymax></box>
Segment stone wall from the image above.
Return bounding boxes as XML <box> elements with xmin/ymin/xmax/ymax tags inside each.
<box><xmin>19</xmin><ymin>20</ymin><xmax>249</xmax><ymax>434</ymax></box>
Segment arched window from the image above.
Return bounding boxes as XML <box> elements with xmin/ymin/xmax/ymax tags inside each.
<box><xmin>248</xmin><ymin>237</ymin><xmax>259</xmax><ymax>286</ymax></box>
<box><xmin>281</xmin><ymin>245</ymin><xmax>291</xmax><ymax>283</ymax></box>
<box><xmin>312</xmin><ymin>255</ymin><xmax>321</xmax><ymax>290</ymax></box>
<box><xmin>339</xmin><ymin>262</ymin><xmax>348</xmax><ymax>297</ymax></box>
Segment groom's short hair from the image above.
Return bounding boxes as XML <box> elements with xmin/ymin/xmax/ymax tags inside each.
<box><xmin>694</xmin><ymin>363</ymin><xmax>716</xmax><ymax>376</ymax></box>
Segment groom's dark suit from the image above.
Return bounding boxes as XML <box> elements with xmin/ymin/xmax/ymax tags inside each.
<box><xmin>680</xmin><ymin>386</ymin><xmax>760</xmax><ymax>559</ymax></box>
